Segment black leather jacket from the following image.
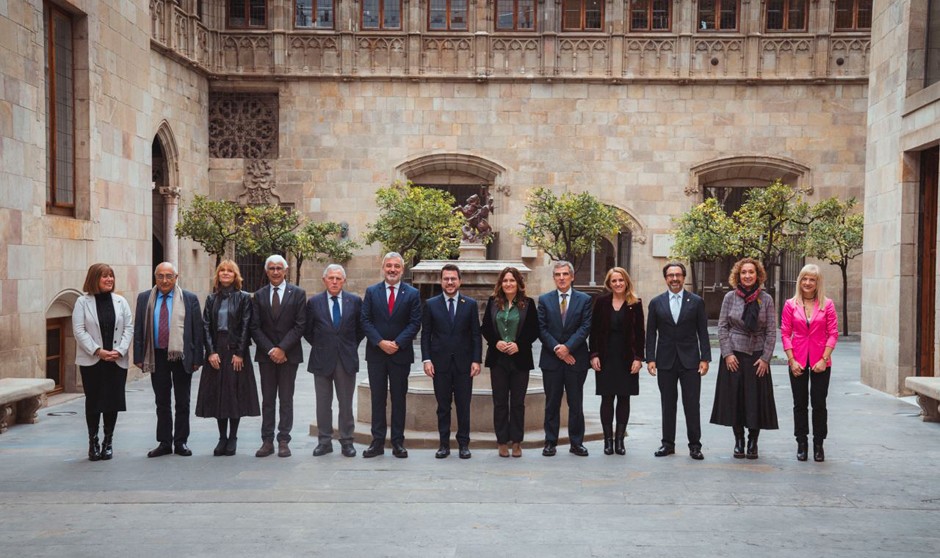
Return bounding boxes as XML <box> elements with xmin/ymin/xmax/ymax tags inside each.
<box><xmin>203</xmin><ymin>290</ymin><xmax>253</xmax><ymax>359</ymax></box>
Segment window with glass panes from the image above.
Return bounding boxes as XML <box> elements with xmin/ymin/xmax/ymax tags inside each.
<box><xmin>834</xmin><ymin>0</ymin><xmax>872</xmax><ymax>31</ymax></box>
<box><xmin>630</xmin><ymin>0</ymin><xmax>670</xmax><ymax>32</ymax></box>
<box><xmin>496</xmin><ymin>0</ymin><xmax>536</xmax><ymax>31</ymax></box>
<box><xmin>44</xmin><ymin>3</ymin><xmax>75</xmax><ymax>214</ymax></box>
<box><xmin>562</xmin><ymin>0</ymin><xmax>603</xmax><ymax>31</ymax></box>
<box><xmin>429</xmin><ymin>0</ymin><xmax>468</xmax><ymax>30</ymax></box>
<box><xmin>362</xmin><ymin>0</ymin><xmax>402</xmax><ymax>29</ymax></box>
<box><xmin>697</xmin><ymin>0</ymin><xmax>738</xmax><ymax>31</ymax></box>
<box><xmin>765</xmin><ymin>0</ymin><xmax>806</xmax><ymax>31</ymax></box>
<box><xmin>229</xmin><ymin>0</ymin><xmax>267</xmax><ymax>28</ymax></box>
<box><xmin>295</xmin><ymin>0</ymin><xmax>334</xmax><ymax>29</ymax></box>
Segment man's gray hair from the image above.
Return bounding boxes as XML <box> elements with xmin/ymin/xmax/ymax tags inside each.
<box><xmin>154</xmin><ymin>261</ymin><xmax>178</xmax><ymax>275</ymax></box>
<box><xmin>382</xmin><ymin>252</ymin><xmax>404</xmax><ymax>266</ymax></box>
<box><xmin>552</xmin><ymin>260</ymin><xmax>574</xmax><ymax>275</ymax></box>
<box><xmin>265</xmin><ymin>254</ymin><xmax>289</xmax><ymax>269</ymax></box>
<box><xmin>322</xmin><ymin>264</ymin><xmax>347</xmax><ymax>278</ymax></box>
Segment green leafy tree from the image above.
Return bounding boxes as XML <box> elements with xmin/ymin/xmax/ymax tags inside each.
<box><xmin>729</xmin><ymin>180</ymin><xmax>810</xmax><ymax>271</ymax></box>
<box><xmin>365</xmin><ymin>181</ymin><xmax>463</xmax><ymax>264</ymax></box>
<box><xmin>799</xmin><ymin>196</ymin><xmax>864</xmax><ymax>335</ymax></box>
<box><xmin>670</xmin><ymin>197</ymin><xmax>735</xmax><ymax>263</ymax></box>
<box><xmin>291</xmin><ymin>221</ymin><xmax>360</xmax><ymax>284</ymax></box>
<box><xmin>238</xmin><ymin>204</ymin><xmax>301</xmax><ymax>260</ymax></box>
<box><xmin>175</xmin><ymin>194</ymin><xmax>242</xmax><ymax>268</ymax></box>
<box><xmin>519</xmin><ymin>187</ymin><xmax>621</xmax><ymax>263</ymax></box>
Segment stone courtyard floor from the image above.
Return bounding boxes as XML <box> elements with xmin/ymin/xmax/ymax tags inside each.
<box><xmin>2</xmin><ymin>339</ymin><xmax>939</xmax><ymax>557</ymax></box>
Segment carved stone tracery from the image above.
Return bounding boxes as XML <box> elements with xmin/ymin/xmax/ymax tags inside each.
<box><xmin>239</xmin><ymin>159</ymin><xmax>281</xmax><ymax>205</ymax></box>
<box><xmin>208</xmin><ymin>93</ymin><xmax>279</xmax><ymax>159</ymax></box>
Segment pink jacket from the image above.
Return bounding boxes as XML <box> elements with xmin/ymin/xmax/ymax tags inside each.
<box><xmin>780</xmin><ymin>298</ymin><xmax>839</xmax><ymax>368</ymax></box>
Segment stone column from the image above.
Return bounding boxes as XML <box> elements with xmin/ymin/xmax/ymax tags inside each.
<box><xmin>160</xmin><ymin>187</ymin><xmax>181</xmax><ymax>267</ymax></box>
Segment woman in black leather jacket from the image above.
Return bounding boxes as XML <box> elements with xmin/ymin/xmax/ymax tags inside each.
<box><xmin>195</xmin><ymin>260</ymin><xmax>260</xmax><ymax>456</ymax></box>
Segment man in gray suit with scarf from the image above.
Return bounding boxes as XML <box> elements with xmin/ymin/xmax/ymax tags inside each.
<box><xmin>134</xmin><ymin>262</ymin><xmax>204</xmax><ymax>458</ymax></box>
<box><xmin>251</xmin><ymin>254</ymin><xmax>307</xmax><ymax>458</ymax></box>
<box><xmin>537</xmin><ymin>260</ymin><xmax>593</xmax><ymax>457</ymax></box>
<box><xmin>305</xmin><ymin>264</ymin><xmax>364</xmax><ymax>458</ymax></box>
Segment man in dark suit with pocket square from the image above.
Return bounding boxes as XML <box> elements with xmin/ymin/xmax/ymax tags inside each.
<box><xmin>421</xmin><ymin>264</ymin><xmax>482</xmax><ymax>459</ymax></box>
<box><xmin>251</xmin><ymin>254</ymin><xmax>306</xmax><ymax>458</ymax></box>
<box><xmin>360</xmin><ymin>252</ymin><xmax>422</xmax><ymax>458</ymax></box>
<box><xmin>645</xmin><ymin>261</ymin><xmax>712</xmax><ymax>460</ymax></box>
<box><xmin>304</xmin><ymin>264</ymin><xmax>364</xmax><ymax>458</ymax></box>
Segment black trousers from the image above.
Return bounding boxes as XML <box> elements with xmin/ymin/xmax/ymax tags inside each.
<box><xmin>789</xmin><ymin>366</ymin><xmax>830</xmax><ymax>442</ymax></box>
<box><xmin>259</xmin><ymin>362</ymin><xmax>298</xmax><ymax>443</ymax></box>
<box><xmin>314</xmin><ymin>361</ymin><xmax>357</xmax><ymax>444</ymax></box>
<box><xmin>432</xmin><ymin>360</ymin><xmax>473</xmax><ymax>446</ymax></box>
<box><xmin>367</xmin><ymin>359</ymin><xmax>410</xmax><ymax>445</ymax></box>
<box><xmin>490</xmin><ymin>359</ymin><xmax>530</xmax><ymax>444</ymax></box>
<box><xmin>542</xmin><ymin>365</ymin><xmax>588</xmax><ymax>445</ymax></box>
<box><xmin>151</xmin><ymin>349</ymin><xmax>191</xmax><ymax>446</ymax></box>
<box><xmin>657</xmin><ymin>366</ymin><xmax>702</xmax><ymax>449</ymax></box>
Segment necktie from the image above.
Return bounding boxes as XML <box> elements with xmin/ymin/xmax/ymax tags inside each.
<box><xmin>388</xmin><ymin>285</ymin><xmax>396</xmax><ymax>315</ymax></box>
<box><xmin>331</xmin><ymin>295</ymin><xmax>341</xmax><ymax>328</ymax></box>
<box><xmin>272</xmin><ymin>286</ymin><xmax>281</xmax><ymax>318</ymax></box>
<box><xmin>671</xmin><ymin>293</ymin><xmax>681</xmax><ymax>322</ymax></box>
<box><xmin>157</xmin><ymin>294</ymin><xmax>169</xmax><ymax>349</ymax></box>
<box><xmin>560</xmin><ymin>293</ymin><xmax>568</xmax><ymax>324</ymax></box>
<box><xmin>448</xmin><ymin>297</ymin><xmax>456</xmax><ymax>322</ymax></box>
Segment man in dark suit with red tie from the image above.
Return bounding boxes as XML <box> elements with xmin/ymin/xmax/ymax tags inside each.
<box><xmin>304</xmin><ymin>264</ymin><xmax>364</xmax><ymax>458</ymax></box>
<box><xmin>645</xmin><ymin>261</ymin><xmax>711</xmax><ymax>460</ymax></box>
<box><xmin>420</xmin><ymin>264</ymin><xmax>482</xmax><ymax>459</ymax></box>
<box><xmin>360</xmin><ymin>252</ymin><xmax>422</xmax><ymax>458</ymax></box>
<box><xmin>251</xmin><ymin>255</ymin><xmax>306</xmax><ymax>458</ymax></box>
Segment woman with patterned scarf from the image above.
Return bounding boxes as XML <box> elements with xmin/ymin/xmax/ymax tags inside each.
<box><xmin>710</xmin><ymin>257</ymin><xmax>779</xmax><ymax>459</ymax></box>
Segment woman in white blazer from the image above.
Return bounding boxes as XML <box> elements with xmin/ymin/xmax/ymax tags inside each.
<box><xmin>72</xmin><ymin>263</ymin><xmax>134</xmax><ymax>461</ymax></box>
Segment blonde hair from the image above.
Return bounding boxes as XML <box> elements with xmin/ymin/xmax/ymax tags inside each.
<box><xmin>213</xmin><ymin>259</ymin><xmax>244</xmax><ymax>291</ymax></box>
<box><xmin>791</xmin><ymin>263</ymin><xmax>827</xmax><ymax>305</ymax></box>
<box><xmin>604</xmin><ymin>267</ymin><xmax>638</xmax><ymax>305</ymax></box>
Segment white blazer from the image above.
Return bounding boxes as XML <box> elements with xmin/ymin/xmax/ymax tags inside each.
<box><xmin>72</xmin><ymin>293</ymin><xmax>134</xmax><ymax>369</ymax></box>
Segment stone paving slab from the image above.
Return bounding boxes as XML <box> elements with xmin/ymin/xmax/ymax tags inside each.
<box><xmin>2</xmin><ymin>340</ymin><xmax>940</xmax><ymax>557</ymax></box>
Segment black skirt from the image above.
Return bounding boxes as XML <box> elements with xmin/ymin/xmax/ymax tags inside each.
<box><xmin>80</xmin><ymin>361</ymin><xmax>127</xmax><ymax>413</ymax></box>
<box><xmin>195</xmin><ymin>332</ymin><xmax>261</xmax><ymax>419</ymax></box>
<box><xmin>710</xmin><ymin>351</ymin><xmax>779</xmax><ymax>430</ymax></box>
<box><xmin>595</xmin><ymin>304</ymin><xmax>639</xmax><ymax>397</ymax></box>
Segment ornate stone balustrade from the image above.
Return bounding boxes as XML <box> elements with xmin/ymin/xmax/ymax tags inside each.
<box><xmin>150</xmin><ymin>2</ymin><xmax>869</xmax><ymax>82</ymax></box>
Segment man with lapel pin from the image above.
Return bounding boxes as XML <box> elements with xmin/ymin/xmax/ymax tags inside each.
<box><xmin>421</xmin><ymin>264</ymin><xmax>483</xmax><ymax>459</ymax></box>
<box><xmin>304</xmin><ymin>264</ymin><xmax>364</xmax><ymax>458</ymax></box>
<box><xmin>645</xmin><ymin>261</ymin><xmax>711</xmax><ymax>460</ymax></box>
<box><xmin>360</xmin><ymin>252</ymin><xmax>422</xmax><ymax>458</ymax></box>
<box><xmin>251</xmin><ymin>255</ymin><xmax>306</xmax><ymax>458</ymax></box>
<box><xmin>537</xmin><ymin>260</ymin><xmax>593</xmax><ymax>457</ymax></box>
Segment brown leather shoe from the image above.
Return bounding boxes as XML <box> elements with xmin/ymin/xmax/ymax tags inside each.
<box><xmin>498</xmin><ymin>443</ymin><xmax>509</xmax><ymax>458</ymax></box>
<box><xmin>277</xmin><ymin>440</ymin><xmax>291</xmax><ymax>458</ymax></box>
<box><xmin>255</xmin><ymin>440</ymin><xmax>274</xmax><ymax>458</ymax></box>
<box><xmin>511</xmin><ymin>442</ymin><xmax>522</xmax><ymax>458</ymax></box>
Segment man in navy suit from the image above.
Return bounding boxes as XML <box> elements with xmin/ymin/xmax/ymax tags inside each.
<box><xmin>537</xmin><ymin>260</ymin><xmax>593</xmax><ymax>457</ymax></box>
<box><xmin>251</xmin><ymin>255</ymin><xmax>307</xmax><ymax>458</ymax></box>
<box><xmin>305</xmin><ymin>264</ymin><xmax>364</xmax><ymax>458</ymax></box>
<box><xmin>645</xmin><ymin>261</ymin><xmax>711</xmax><ymax>460</ymax></box>
<box><xmin>361</xmin><ymin>252</ymin><xmax>422</xmax><ymax>458</ymax></box>
<box><xmin>134</xmin><ymin>262</ymin><xmax>204</xmax><ymax>458</ymax></box>
<box><xmin>421</xmin><ymin>264</ymin><xmax>482</xmax><ymax>459</ymax></box>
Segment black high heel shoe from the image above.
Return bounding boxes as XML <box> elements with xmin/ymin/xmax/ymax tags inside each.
<box><xmin>813</xmin><ymin>442</ymin><xmax>825</xmax><ymax>462</ymax></box>
<box><xmin>100</xmin><ymin>435</ymin><xmax>113</xmax><ymax>460</ymax></box>
<box><xmin>88</xmin><ymin>436</ymin><xmax>101</xmax><ymax>462</ymax></box>
<box><xmin>213</xmin><ymin>437</ymin><xmax>227</xmax><ymax>456</ymax></box>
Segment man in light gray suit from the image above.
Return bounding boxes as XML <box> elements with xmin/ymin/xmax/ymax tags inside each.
<box><xmin>304</xmin><ymin>264</ymin><xmax>364</xmax><ymax>457</ymax></box>
<box><xmin>537</xmin><ymin>260</ymin><xmax>593</xmax><ymax>457</ymax></box>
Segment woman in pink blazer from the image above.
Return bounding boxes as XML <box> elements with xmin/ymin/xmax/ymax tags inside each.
<box><xmin>780</xmin><ymin>264</ymin><xmax>839</xmax><ymax>462</ymax></box>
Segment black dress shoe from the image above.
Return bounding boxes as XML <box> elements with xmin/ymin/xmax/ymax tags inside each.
<box><xmin>603</xmin><ymin>437</ymin><xmax>614</xmax><ymax>456</ymax></box>
<box><xmin>213</xmin><ymin>437</ymin><xmax>227</xmax><ymax>457</ymax></box>
<box><xmin>569</xmin><ymin>444</ymin><xmax>589</xmax><ymax>457</ymax></box>
<box><xmin>746</xmin><ymin>439</ymin><xmax>759</xmax><ymax>460</ymax></box>
<box><xmin>654</xmin><ymin>445</ymin><xmax>675</xmax><ymax>457</ymax></box>
<box><xmin>733</xmin><ymin>438</ymin><xmax>746</xmax><ymax>459</ymax></box>
<box><xmin>542</xmin><ymin>442</ymin><xmax>557</xmax><ymax>457</ymax></box>
<box><xmin>174</xmin><ymin>443</ymin><xmax>192</xmax><ymax>457</ymax></box>
<box><xmin>392</xmin><ymin>443</ymin><xmax>408</xmax><ymax>458</ymax></box>
<box><xmin>813</xmin><ymin>443</ymin><xmax>825</xmax><ymax>462</ymax></box>
<box><xmin>340</xmin><ymin>443</ymin><xmax>356</xmax><ymax>457</ymax></box>
<box><xmin>690</xmin><ymin>448</ymin><xmax>704</xmax><ymax>460</ymax></box>
<box><xmin>362</xmin><ymin>441</ymin><xmax>384</xmax><ymax>458</ymax></box>
<box><xmin>797</xmin><ymin>440</ymin><xmax>808</xmax><ymax>462</ymax></box>
<box><xmin>88</xmin><ymin>436</ymin><xmax>101</xmax><ymax>462</ymax></box>
<box><xmin>147</xmin><ymin>443</ymin><xmax>172</xmax><ymax>458</ymax></box>
<box><xmin>100</xmin><ymin>435</ymin><xmax>113</xmax><ymax>461</ymax></box>
<box><xmin>458</xmin><ymin>445</ymin><xmax>471</xmax><ymax>459</ymax></box>
<box><xmin>313</xmin><ymin>443</ymin><xmax>333</xmax><ymax>457</ymax></box>
<box><xmin>224</xmin><ymin>437</ymin><xmax>237</xmax><ymax>456</ymax></box>
<box><xmin>435</xmin><ymin>444</ymin><xmax>451</xmax><ymax>459</ymax></box>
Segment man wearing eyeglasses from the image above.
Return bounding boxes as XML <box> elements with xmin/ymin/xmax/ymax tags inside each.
<box><xmin>134</xmin><ymin>262</ymin><xmax>204</xmax><ymax>458</ymax></box>
<box><xmin>251</xmin><ymin>255</ymin><xmax>307</xmax><ymax>458</ymax></box>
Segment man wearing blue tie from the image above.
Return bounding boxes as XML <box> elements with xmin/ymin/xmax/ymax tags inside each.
<box><xmin>645</xmin><ymin>262</ymin><xmax>711</xmax><ymax>460</ymax></box>
<box><xmin>421</xmin><ymin>264</ymin><xmax>482</xmax><ymax>459</ymax></box>
<box><xmin>304</xmin><ymin>264</ymin><xmax>364</xmax><ymax>457</ymax></box>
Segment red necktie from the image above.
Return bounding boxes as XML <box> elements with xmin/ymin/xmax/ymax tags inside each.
<box><xmin>388</xmin><ymin>285</ymin><xmax>396</xmax><ymax>315</ymax></box>
<box><xmin>157</xmin><ymin>294</ymin><xmax>169</xmax><ymax>348</ymax></box>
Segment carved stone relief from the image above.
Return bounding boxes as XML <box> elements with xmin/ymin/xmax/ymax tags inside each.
<box><xmin>238</xmin><ymin>159</ymin><xmax>281</xmax><ymax>205</ymax></box>
<box><xmin>209</xmin><ymin>93</ymin><xmax>279</xmax><ymax>159</ymax></box>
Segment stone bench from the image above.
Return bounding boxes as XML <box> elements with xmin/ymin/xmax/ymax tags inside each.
<box><xmin>0</xmin><ymin>378</ymin><xmax>55</xmax><ymax>434</ymax></box>
<box><xmin>905</xmin><ymin>376</ymin><xmax>940</xmax><ymax>423</ymax></box>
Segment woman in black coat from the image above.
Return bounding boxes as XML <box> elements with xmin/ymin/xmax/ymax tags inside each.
<box><xmin>481</xmin><ymin>267</ymin><xmax>540</xmax><ymax>458</ymax></box>
<box><xmin>589</xmin><ymin>267</ymin><xmax>645</xmax><ymax>456</ymax></box>
<box><xmin>196</xmin><ymin>260</ymin><xmax>260</xmax><ymax>456</ymax></box>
